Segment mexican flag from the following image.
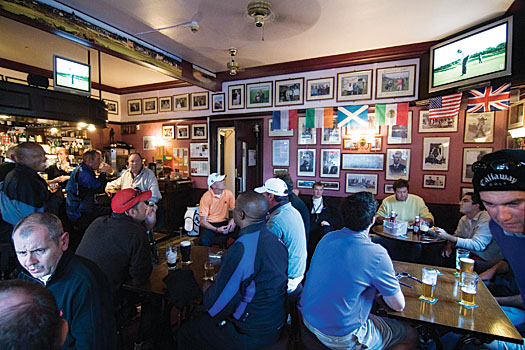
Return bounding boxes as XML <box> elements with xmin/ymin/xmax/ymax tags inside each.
<box><xmin>375</xmin><ymin>103</ymin><xmax>409</xmax><ymax>125</ymax></box>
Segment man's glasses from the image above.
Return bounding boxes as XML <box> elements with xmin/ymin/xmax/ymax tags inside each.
<box><xmin>123</xmin><ymin>188</ymin><xmax>142</xmax><ymax>206</ymax></box>
<box><xmin>472</xmin><ymin>160</ymin><xmax>525</xmax><ymax>173</ymax></box>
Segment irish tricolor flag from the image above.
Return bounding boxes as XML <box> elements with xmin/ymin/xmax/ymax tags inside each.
<box><xmin>272</xmin><ymin>110</ymin><xmax>298</xmax><ymax>130</ymax></box>
<box><xmin>375</xmin><ymin>103</ymin><xmax>409</xmax><ymax>125</ymax></box>
<box><xmin>305</xmin><ymin>108</ymin><xmax>334</xmax><ymax>129</ymax></box>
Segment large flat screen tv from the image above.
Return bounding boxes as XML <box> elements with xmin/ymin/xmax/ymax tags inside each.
<box><xmin>53</xmin><ymin>55</ymin><xmax>91</xmax><ymax>96</ymax></box>
<box><xmin>429</xmin><ymin>16</ymin><xmax>512</xmax><ymax>93</ymax></box>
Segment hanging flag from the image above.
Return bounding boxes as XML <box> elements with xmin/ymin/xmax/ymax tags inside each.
<box><xmin>467</xmin><ymin>83</ymin><xmax>511</xmax><ymax>113</ymax></box>
<box><xmin>375</xmin><ymin>103</ymin><xmax>409</xmax><ymax>125</ymax></box>
<box><xmin>305</xmin><ymin>108</ymin><xmax>315</xmax><ymax>128</ymax></box>
<box><xmin>305</xmin><ymin>108</ymin><xmax>335</xmax><ymax>128</ymax></box>
<box><xmin>337</xmin><ymin>105</ymin><xmax>369</xmax><ymax>128</ymax></box>
<box><xmin>429</xmin><ymin>92</ymin><xmax>462</xmax><ymax>119</ymax></box>
<box><xmin>272</xmin><ymin>110</ymin><xmax>298</xmax><ymax>130</ymax></box>
<box><xmin>323</xmin><ymin>108</ymin><xmax>334</xmax><ymax>128</ymax></box>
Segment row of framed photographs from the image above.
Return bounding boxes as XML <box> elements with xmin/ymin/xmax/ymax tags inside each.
<box><xmin>127</xmin><ymin>92</ymin><xmax>209</xmax><ymax>116</ymax></box>
<box><xmin>161</xmin><ymin>124</ymin><xmax>207</xmax><ymax>140</ymax></box>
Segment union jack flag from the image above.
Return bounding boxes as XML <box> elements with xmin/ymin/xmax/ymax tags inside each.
<box><xmin>467</xmin><ymin>83</ymin><xmax>511</xmax><ymax>113</ymax></box>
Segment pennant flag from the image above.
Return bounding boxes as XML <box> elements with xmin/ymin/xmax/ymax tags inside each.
<box><xmin>323</xmin><ymin>108</ymin><xmax>334</xmax><ymax>128</ymax></box>
<box><xmin>375</xmin><ymin>103</ymin><xmax>409</xmax><ymax>125</ymax></box>
<box><xmin>467</xmin><ymin>83</ymin><xmax>511</xmax><ymax>113</ymax></box>
<box><xmin>305</xmin><ymin>108</ymin><xmax>335</xmax><ymax>128</ymax></box>
<box><xmin>337</xmin><ymin>105</ymin><xmax>369</xmax><ymax>128</ymax></box>
<box><xmin>305</xmin><ymin>108</ymin><xmax>315</xmax><ymax>128</ymax></box>
<box><xmin>272</xmin><ymin>110</ymin><xmax>298</xmax><ymax>130</ymax></box>
<box><xmin>429</xmin><ymin>92</ymin><xmax>462</xmax><ymax>119</ymax></box>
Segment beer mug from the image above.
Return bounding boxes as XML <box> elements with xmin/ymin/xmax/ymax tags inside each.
<box><xmin>456</xmin><ymin>249</ymin><xmax>470</xmax><ymax>273</ymax></box>
<box><xmin>460</xmin><ymin>272</ymin><xmax>478</xmax><ymax>306</ymax></box>
<box><xmin>166</xmin><ymin>245</ymin><xmax>178</xmax><ymax>271</ymax></box>
<box><xmin>421</xmin><ymin>267</ymin><xmax>438</xmax><ymax>300</ymax></box>
<box><xmin>180</xmin><ymin>241</ymin><xmax>192</xmax><ymax>263</ymax></box>
<box><xmin>203</xmin><ymin>261</ymin><xmax>215</xmax><ymax>281</ymax></box>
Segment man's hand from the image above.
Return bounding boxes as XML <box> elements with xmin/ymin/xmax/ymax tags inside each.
<box><xmin>441</xmin><ymin>242</ymin><xmax>454</xmax><ymax>258</ymax></box>
<box><xmin>216</xmin><ymin>226</ymin><xmax>229</xmax><ymax>234</ymax></box>
<box><xmin>436</xmin><ymin>228</ymin><xmax>455</xmax><ymax>243</ymax></box>
<box><xmin>57</xmin><ymin>175</ymin><xmax>70</xmax><ymax>183</ymax></box>
<box><xmin>144</xmin><ymin>204</ymin><xmax>157</xmax><ymax>231</ymax></box>
<box><xmin>479</xmin><ymin>268</ymin><xmax>497</xmax><ymax>281</ymax></box>
<box><xmin>320</xmin><ymin>220</ymin><xmax>330</xmax><ymax>227</ymax></box>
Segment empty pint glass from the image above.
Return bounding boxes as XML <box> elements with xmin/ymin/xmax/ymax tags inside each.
<box><xmin>456</xmin><ymin>249</ymin><xmax>470</xmax><ymax>273</ymax></box>
<box><xmin>422</xmin><ymin>267</ymin><xmax>438</xmax><ymax>300</ymax></box>
<box><xmin>461</xmin><ymin>272</ymin><xmax>478</xmax><ymax>306</ymax></box>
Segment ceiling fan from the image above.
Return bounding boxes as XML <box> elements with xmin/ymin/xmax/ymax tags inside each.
<box><xmin>227</xmin><ymin>48</ymin><xmax>244</xmax><ymax>76</ymax></box>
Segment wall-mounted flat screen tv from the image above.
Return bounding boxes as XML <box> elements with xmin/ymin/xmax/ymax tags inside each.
<box><xmin>53</xmin><ymin>55</ymin><xmax>91</xmax><ymax>96</ymax></box>
<box><xmin>429</xmin><ymin>16</ymin><xmax>512</xmax><ymax>93</ymax></box>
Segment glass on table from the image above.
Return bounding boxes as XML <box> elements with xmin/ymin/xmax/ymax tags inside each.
<box><xmin>421</xmin><ymin>267</ymin><xmax>438</xmax><ymax>300</ymax></box>
<box><xmin>166</xmin><ymin>245</ymin><xmax>178</xmax><ymax>270</ymax></box>
<box><xmin>460</xmin><ymin>272</ymin><xmax>479</xmax><ymax>306</ymax></box>
<box><xmin>456</xmin><ymin>249</ymin><xmax>470</xmax><ymax>273</ymax></box>
<box><xmin>203</xmin><ymin>261</ymin><xmax>215</xmax><ymax>281</ymax></box>
<box><xmin>180</xmin><ymin>240</ymin><xmax>192</xmax><ymax>263</ymax></box>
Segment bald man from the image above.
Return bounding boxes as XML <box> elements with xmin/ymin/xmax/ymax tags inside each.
<box><xmin>0</xmin><ymin>145</ymin><xmax>17</xmax><ymax>181</ymax></box>
<box><xmin>178</xmin><ymin>191</ymin><xmax>288</xmax><ymax>349</ymax></box>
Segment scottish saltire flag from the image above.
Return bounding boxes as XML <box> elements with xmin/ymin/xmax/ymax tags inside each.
<box><xmin>467</xmin><ymin>83</ymin><xmax>511</xmax><ymax>113</ymax></box>
<box><xmin>375</xmin><ymin>103</ymin><xmax>409</xmax><ymax>125</ymax></box>
<box><xmin>272</xmin><ymin>110</ymin><xmax>298</xmax><ymax>130</ymax></box>
<box><xmin>429</xmin><ymin>92</ymin><xmax>462</xmax><ymax>119</ymax></box>
<box><xmin>306</xmin><ymin>108</ymin><xmax>334</xmax><ymax>128</ymax></box>
<box><xmin>337</xmin><ymin>105</ymin><xmax>369</xmax><ymax>128</ymax></box>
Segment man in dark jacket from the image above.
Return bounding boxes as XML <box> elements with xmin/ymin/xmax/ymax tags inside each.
<box><xmin>276</xmin><ymin>174</ymin><xmax>310</xmax><ymax>242</ymax></box>
<box><xmin>0</xmin><ymin>145</ymin><xmax>17</xmax><ymax>181</ymax></box>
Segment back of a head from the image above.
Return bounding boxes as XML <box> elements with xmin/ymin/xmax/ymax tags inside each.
<box><xmin>82</xmin><ymin>148</ymin><xmax>101</xmax><ymax>162</ymax></box>
<box><xmin>275</xmin><ymin>174</ymin><xmax>293</xmax><ymax>192</ymax></box>
<box><xmin>340</xmin><ymin>192</ymin><xmax>378</xmax><ymax>232</ymax></box>
<box><xmin>473</xmin><ymin>149</ymin><xmax>525</xmax><ymax>193</ymax></box>
<box><xmin>6</xmin><ymin>145</ymin><xmax>17</xmax><ymax>160</ymax></box>
<box><xmin>237</xmin><ymin>191</ymin><xmax>269</xmax><ymax>223</ymax></box>
<box><xmin>14</xmin><ymin>142</ymin><xmax>38</xmax><ymax>161</ymax></box>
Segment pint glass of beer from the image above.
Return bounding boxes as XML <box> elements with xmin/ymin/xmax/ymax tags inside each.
<box><xmin>204</xmin><ymin>261</ymin><xmax>215</xmax><ymax>281</ymax></box>
<box><xmin>166</xmin><ymin>245</ymin><xmax>178</xmax><ymax>270</ymax></box>
<box><xmin>456</xmin><ymin>249</ymin><xmax>470</xmax><ymax>273</ymax></box>
<box><xmin>421</xmin><ymin>267</ymin><xmax>438</xmax><ymax>300</ymax></box>
<box><xmin>460</xmin><ymin>272</ymin><xmax>478</xmax><ymax>306</ymax></box>
<box><xmin>180</xmin><ymin>241</ymin><xmax>192</xmax><ymax>263</ymax></box>
<box><xmin>460</xmin><ymin>257</ymin><xmax>475</xmax><ymax>275</ymax></box>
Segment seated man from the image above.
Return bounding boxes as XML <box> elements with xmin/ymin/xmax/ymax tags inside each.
<box><xmin>276</xmin><ymin>174</ymin><xmax>310</xmax><ymax>242</ymax></box>
<box><xmin>198</xmin><ymin>173</ymin><xmax>236</xmax><ymax>247</ymax></box>
<box><xmin>299</xmin><ymin>192</ymin><xmax>417</xmax><ymax>350</ymax></box>
<box><xmin>178</xmin><ymin>191</ymin><xmax>288</xmax><ymax>349</ymax></box>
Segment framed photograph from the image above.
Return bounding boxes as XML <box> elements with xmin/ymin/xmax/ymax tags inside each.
<box><xmin>103</xmin><ymin>99</ymin><xmax>118</xmax><ymax>115</ymax></box>
<box><xmin>191</xmin><ymin>92</ymin><xmax>209</xmax><ymax>111</ymax></box>
<box><xmin>275</xmin><ymin>78</ymin><xmax>304</xmax><ymax>106</ymax></box>
<box><xmin>422</xmin><ymin>137</ymin><xmax>450</xmax><ymax>171</ymax></box>
<box><xmin>159</xmin><ymin>96</ymin><xmax>172</xmax><ymax>112</ymax></box>
<box><xmin>464</xmin><ymin>112</ymin><xmax>494</xmax><ymax>143</ymax></box>
<box><xmin>506</xmin><ymin>134</ymin><xmax>523</xmax><ymax>149</ymax></box>
<box><xmin>272</xmin><ymin>139</ymin><xmax>290</xmax><ymax>167</ymax></box>
<box><xmin>121</xmin><ymin>125</ymin><xmax>137</xmax><ymax>135</ymax></box>
<box><xmin>297</xmin><ymin>149</ymin><xmax>316</xmax><ymax>177</ymax></box>
<box><xmin>228</xmin><ymin>84</ymin><xmax>245</xmax><ymax>109</ymax></box>
<box><xmin>273</xmin><ymin>168</ymin><xmax>289</xmax><ymax>176</ymax></box>
<box><xmin>268</xmin><ymin>119</ymin><xmax>294</xmax><ymax>137</ymax></box>
<box><xmin>461</xmin><ymin>187</ymin><xmax>474</xmax><ymax>199</ymax></box>
<box><xmin>247</xmin><ymin>81</ymin><xmax>272</xmax><ymax>108</ymax></box>
<box><xmin>321</xmin><ymin>181</ymin><xmax>340</xmax><ymax>191</ymax></box>
<box><xmin>462</xmin><ymin>147</ymin><xmax>493</xmax><ymax>183</ymax></box>
<box><xmin>386</xmin><ymin>149</ymin><xmax>411</xmax><ymax>180</ymax></box>
<box><xmin>342</xmin><ymin>153</ymin><xmax>384</xmax><ymax>171</ymax></box>
<box><xmin>298</xmin><ymin>117</ymin><xmax>317</xmax><ymax>145</ymax></box>
<box><xmin>176</xmin><ymin>125</ymin><xmax>189</xmax><ymax>139</ymax></box>
<box><xmin>143</xmin><ymin>97</ymin><xmax>158</xmax><ymax>114</ymax></box>
<box><xmin>190</xmin><ymin>143</ymin><xmax>209</xmax><ymax>158</ymax></box>
<box><xmin>376</xmin><ymin>65</ymin><xmax>416</xmax><ymax>99</ymax></box>
<box><xmin>191</xmin><ymin>124</ymin><xmax>207</xmax><ymax>140</ymax></box>
<box><xmin>371</xmin><ymin>137</ymin><xmax>382</xmax><ymax>151</ymax></box>
<box><xmin>143</xmin><ymin>136</ymin><xmax>155</xmax><ymax>151</ymax></box>
<box><xmin>384</xmin><ymin>184</ymin><xmax>394</xmax><ymax>194</ymax></box>
<box><xmin>162</xmin><ymin>126</ymin><xmax>174</xmax><ymax>139</ymax></box>
<box><xmin>423</xmin><ymin>175</ymin><xmax>446</xmax><ymax>189</ymax></box>
<box><xmin>418</xmin><ymin>110</ymin><xmax>458</xmax><ymax>133</ymax></box>
<box><xmin>297</xmin><ymin>180</ymin><xmax>316</xmax><ymax>189</ymax></box>
<box><xmin>190</xmin><ymin>160</ymin><xmax>209</xmax><ymax>176</ymax></box>
<box><xmin>306</xmin><ymin>77</ymin><xmax>334</xmax><ymax>101</ymax></box>
<box><xmin>127</xmin><ymin>99</ymin><xmax>142</xmax><ymax>116</ymax></box>
<box><xmin>343</xmin><ymin>139</ymin><xmax>358</xmax><ymax>150</ymax></box>
<box><xmin>387</xmin><ymin>111</ymin><xmax>412</xmax><ymax>144</ymax></box>
<box><xmin>508</xmin><ymin>100</ymin><xmax>525</xmax><ymax>129</ymax></box>
<box><xmin>320</xmin><ymin>149</ymin><xmax>341</xmax><ymax>178</ymax></box>
<box><xmin>345</xmin><ymin>173</ymin><xmax>378</xmax><ymax>194</ymax></box>
<box><xmin>211</xmin><ymin>93</ymin><xmax>225</xmax><ymax>112</ymax></box>
<box><xmin>173</xmin><ymin>93</ymin><xmax>190</xmax><ymax>112</ymax></box>
<box><xmin>337</xmin><ymin>70</ymin><xmax>372</xmax><ymax>101</ymax></box>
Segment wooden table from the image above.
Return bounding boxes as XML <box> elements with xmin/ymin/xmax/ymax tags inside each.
<box><xmin>387</xmin><ymin>261</ymin><xmax>522</xmax><ymax>347</ymax></box>
<box><xmin>372</xmin><ymin>225</ymin><xmax>443</xmax><ymax>244</ymax></box>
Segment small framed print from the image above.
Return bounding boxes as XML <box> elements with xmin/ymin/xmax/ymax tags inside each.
<box><xmin>464</xmin><ymin>112</ymin><xmax>494</xmax><ymax>143</ymax></box>
<box><xmin>159</xmin><ymin>96</ymin><xmax>172</xmax><ymax>112</ymax></box>
<box><xmin>190</xmin><ymin>143</ymin><xmax>209</xmax><ymax>158</ymax></box>
<box><xmin>423</xmin><ymin>175</ymin><xmax>446</xmax><ymax>189</ymax></box>
<box><xmin>371</xmin><ymin>137</ymin><xmax>382</xmax><ymax>151</ymax></box>
<box><xmin>143</xmin><ymin>97</ymin><xmax>158</xmax><ymax>114</ymax></box>
<box><xmin>321</xmin><ymin>181</ymin><xmax>339</xmax><ymax>191</ymax></box>
<box><xmin>376</xmin><ymin>65</ymin><xmax>416</xmax><ymax>99</ymax></box>
<box><xmin>506</xmin><ymin>134</ymin><xmax>523</xmax><ymax>149</ymax></box>
<box><xmin>386</xmin><ymin>148</ymin><xmax>410</xmax><ymax>180</ymax></box>
<box><xmin>275</xmin><ymin>78</ymin><xmax>304</xmax><ymax>106</ymax></box>
<box><xmin>272</xmin><ymin>139</ymin><xmax>290</xmax><ymax>167</ymax></box>
<box><xmin>212</xmin><ymin>93</ymin><xmax>225</xmax><ymax>112</ymax></box>
<box><xmin>162</xmin><ymin>126</ymin><xmax>174</xmax><ymax>139</ymax></box>
<box><xmin>343</xmin><ymin>139</ymin><xmax>358</xmax><ymax>150</ymax></box>
<box><xmin>418</xmin><ymin>109</ymin><xmax>457</xmax><ymax>133</ymax></box>
<box><xmin>273</xmin><ymin>168</ymin><xmax>289</xmax><ymax>176</ymax></box>
<box><xmin>298</xmin><ymin>117</ymin><xmax>317</xmax><ymax>145</ymax></box>
<box><xmin>190</xmin><ymin>160</ymin><xmax>209</xmax><ymax>176</ymax></box>
<box><xmin>297</xmin><ymin>149</ymin><xmax>316</xmax><ymax>177</ymax></box>
<box><xmin>337</xmin><ymin>70</ymin><xmax>372</xmax><ymax>102</ymax></box>
<box><xmin>103</xmin><ymin>99</ymin><xmax>118</xmax><ymax>115</ymax></box>
<box><xmin>191</xmin><ymin>92</ymin><xmax>209</xmax><ymax>111</ymax></box>
<box><xmin>191</xmin><ymin>124</ymin><xmax>207</xmax><ymax>140</ymax></box>
<box><xmin>297</xmin><ymin>180</ymin><xmax>316</xmax><ymax>189</ymax></box>
<box><xmin>306</xmin><ymin>77</ymin><xmax>334</xmax><ymax>101</ymax></box>
<box><xmin>247</xmin><ymin>81</ymin><xmax>272</xmax><ymax>108</ymax></box>
<box><xmin>320</xmin><ymin>149</ymin><xmax>340</xmax><ymax>178</ymax></box>
<box><xmin>346</xmin><ymin>173</ymin><xmax>378</xmax><ymax>195</ymax></box>
<box><xmin>176</xmin><ymin>125</ymin><xmax>189</xmax><ymax>139</ymax></box>
<box><xmin>384</xmin><ymin>184</ymin><xmax>394</xmax><ymax>194</ymax></box>
<box><xmin>387</xmin><ymin>111</ymin><xmax>412</xmax><ymax>145</ymax></box>
<box><xmin>228</xmin><ymin>84</ymin><xmax>245</xmax><ymax>109</ymax></box>
<box><xmin>127</xmin><ymin>99</ymin><xmax>142</xmax><ymax>116</ymax></box>
<box><xmin>321</xmin><ymin>125</ymin><xmax>341</xmax><ymax>146</ymax></box>
<box><xmin>423</xmin><ymin>137</ymin><xmax>450</xmax><ymax>171</ymax></box>
<box><xmin>342</xmin><ymin>153</ymin><xmax>384</xmax><ymax>171</ymax></box>
<box><xmin>268</xmin><ymin>119</ymin><xmax>294</xmax><ymax>137</ymax></box>
<box><xmin>508</xmin><ymin>100</ymin><xmax>525</xmax><ymax>129</ymax></box>
<box><xmin>173</xmin><ymin>93</ymin><xmax>190</xmax><ymax>112</ymax></box>
<box><xmin>143</xmin><ymin>136</ymin><xmax>155</xmax><ymax>151</ymax></box>
<box><xmin>462</xmin><ymin>147</ymin><xmax>493</xmax><ymax>183</ymax></box>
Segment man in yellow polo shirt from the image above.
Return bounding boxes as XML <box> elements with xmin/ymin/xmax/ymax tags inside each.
<box><xmin>198</xmin><ymin>173</ymin><xmax>236</xmax><ymax>246</ymax></box>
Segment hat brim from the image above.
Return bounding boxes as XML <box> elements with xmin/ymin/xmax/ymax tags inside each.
<box><xmin>112</xmin><ymin>190</ymin><xmax>152</xmax><ymax>213</ymax></box>
<box><xmin>254</xmin><ymin>186</ymin><xmax>267</xmax><ymax>194</ymax></box>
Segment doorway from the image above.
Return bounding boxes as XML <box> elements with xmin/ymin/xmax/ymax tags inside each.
<box><xmin>217</xmin><ymin>127</ymin><xmax>236</xmax><ymax>192</ymax></box>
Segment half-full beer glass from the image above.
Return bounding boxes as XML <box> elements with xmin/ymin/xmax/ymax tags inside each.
<box><xmin>422</xmin><ymin>267</ymin><xmax>438</xmax><ymax>300</ymax></box>
<box><xmin>461</xmin><ymin>272</ymin><xmax>478</xmax><ymax>306</ymax></box>
<box><xmin>456</xmin><ymin>249</ymin><xmax>470</xmax><ymax>273</ymax></box>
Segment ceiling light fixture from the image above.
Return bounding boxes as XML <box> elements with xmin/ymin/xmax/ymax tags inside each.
<box><xmin>247</xmin><ymin>0</ymin><xmax>275</xmax><ymax>41</ymax></box>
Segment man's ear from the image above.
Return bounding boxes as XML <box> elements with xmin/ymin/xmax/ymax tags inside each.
<box><xmin>59</xmin><ymin>232</ymin><xmax>69</xmax><ymax>252</ymax></box>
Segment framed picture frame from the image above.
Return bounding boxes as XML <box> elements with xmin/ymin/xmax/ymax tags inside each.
<box><xmin>268</xmin><ymin>119</ymin><xmax>294</xmax><ymax>137</ymax></box>
<box><xmin>173</xmin><ymin>93</ymin><xmax>190</xmax><ymax>112</ymax></box>
<box><xmin>422</xmin><ymin>137</ymin><xmax>450</xmax><ymax>171</ymax></box>
<box><xmin>191</xmin><ymin>92</ymin><xmax>209</xmax><ymax>111</ymax></box>
<box><xmin>423</xmin><ymin>174</ymin><xmax>446</xmax><ymax>189</ymax></box>
<box><xmin>272</xmin><ymin>139</ymin><xmax>290</xmax><ymax>167</ymax></box>
<box><xmin>143</xmin><ymin>97</ymin><xmax>158</xmax><ymax>114</ymax></box>
<box><xmin>162</xmin><ymin>126</ymin><xmax>174</xmax><ymax>139</ymax></box>
<box><xmin>190</xmin><ymin>160</ymin><xmax>209</xmax><ymax>176</ymax></box>
<box><xmin>228</xmin><ymin>84</ymin><xmax>245</xmax><ymax>109</ymax></box>
<box><xmin>462</xmin><ymin>147</ymin><xmax>493</xmax><ymax>183</ymax></box>
<box><xmin>384</xmin><ymin>184</ymin><xmax>394</xmax><ymax>194</ymax></box>
<box><xmin>343</xmin><ymin>139</ymin><xmax>358</xmax><ymax>150</ymax></box>
<box><xmin>321</xmin><ymin>181</ymin><xmax>340</xmax><ymax>191</ymax></box>
<box><xmin>506</xmin><ymin>134</ymin><xmax>523</xmax><ymax>149</ymax></box>
<box><xmin>337</xmin><ymin>70</ymin><xmax>372</xmax><ymax>101</ymax></box>
<box><xmin>176</xmin><ymin>125</ymin><xmax>189</xmax><ymax>139</ymax></box>
<box><xmin>371</xmin><ymin>137</ymin><xmax>382</xmax><ymax>151</ymax></box>
<box><xmin>159</xmin><ymin>96</ymin><xmax>172</xmax><ymax>112</ymax></box>
<box><xmin>376</xmin><ymin>65</ymin><xmax>416</xmax><ymax>99</ymax></box>
<box><xmin>461</xmin><ymin>187</ymin><xmax>474</xmax><ymax>199</ymax></box>
<box><xmin>246</xmin><ymin>81</ymin><xmax>272</xmax><ymax>108</ymax></box>
<box><xmin>306</xmin><ymin>77</ymin><xmax>334</xmax><ymax>101</ymax></box>
<box><xmin>121</xmin><ymin>125</ymin><xmax>137</xmax><ymax>135</ymax></box>
<box><xmin>298</xmin><ymin>117</ymin><xmax>317</xmax><ymax>145</ymax></box>
<box><xmin>386</xmin><ymin>148</ymin><xmax>411</xmax><ymax>180</ymax></box>
<box><xmin>387</xmin><ymin>111</ymin><xmax>412</xmax><ymax>144</ymax></box>
<box><xmin>191</xmin><ymin>124</ymin><xmax>207</xmax><ymax>140</ymax></box>
<box><xmin>418</xmin><ymin>109</ymin><xmax>458</xmax><ymax>133</ymax></box>
<box><xmin>190</xmin><ymin>143</ymin><xmax>209</xmax><ymax>158</ymax></box>
<box><xmin>464</xmin><ymin>112</ymin><xmax>495</xmax><ymax>143</ymax></box>
<box><xmin>321</xmin><ymin>116</ymin><xmax>341</xmax><ymax>145</ymax></box>
<box><xmin>127</xmin><ymin>99</ymin><xmax>142</xmax><ymax>116</ymax></box>
<box><xmin>508</xmin><ymin>100</ymin><xmax>525</xmax><ymax>129</ymax></box>
<box><xmin>103</xmin><ymin>99</ymin><xmax>118</xmax><ymax>115</ymax></box>
<box><xmin>297</xmin><ymin>180</ymin><xmax>316</xmax><ymax>189</ymax></box>
<box><xmin>342</xmin><ymin>153</ymin><xmax>384</xmax><ymax>171</ymax></box>
<box><xmin>320</xmin><ymin>149</ymin><xmax>341</xmax><ymax>178</ymax></box>
<box><xmin>345</xmin><ymin>173</ymin><xmax>378</xmax><ymax>194</ymax></box>
<box><xmin>273</xmin><ymin>168</ymin><xmax>289</xmax><ymax>176</ymax></box>
<box><xmin>275</xmin><ymin>78</ymin><xmax>304</xmax><ymax>106</ymax></box>
<box><xmin>297</xmin><ymin>149</ymin><xmax>316</xmax><ymax>177</ymax></box>
<box><xmin>142</xmin><ymin>136</ymin><xmax>155</xmax><ymax>150</ymax></box>
<box><xmin>211</xmin><ymin>93</ymin><xmax>225</xmax><ymax>112</ymax></box>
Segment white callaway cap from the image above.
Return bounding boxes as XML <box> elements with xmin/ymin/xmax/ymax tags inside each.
<box><xmin>208</xmin><ymin>173</ymin><xmax>226</xmax><ymax>187</ymax></box>
<box><xmin>254</xmin><ymin>178</ymin><xmax>288</xmax><ymax>196</ymax></box>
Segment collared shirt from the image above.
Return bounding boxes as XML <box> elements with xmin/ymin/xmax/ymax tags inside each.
<box><xmin>199</xmin><ymin>189</ymin><xmax>235</xmax><ymax>223</ymax></box>
<box><xmin>106</xmin><ymin>166</ymin><xmax>162</xmax><ymax>203</ymax></box>
<box><xmin>311</xmin><ymin>197</ymin><xmax>323</xmax><ymax>214</ymax></box>
<box><xmin>376</xmin><ymin>194</ymin><xmax>434</xmax><ymax>222</ymax></box>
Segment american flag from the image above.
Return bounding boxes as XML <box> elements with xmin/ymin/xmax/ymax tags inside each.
<box><xmin>429</xmin><ymin>92</ymin><xmax>462</xmax><ymax>119</ymax></box>
<box><xmin>467</xmin><ymin>83</ymin><xmax>511</xmax><ymax>113</ymax></box>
